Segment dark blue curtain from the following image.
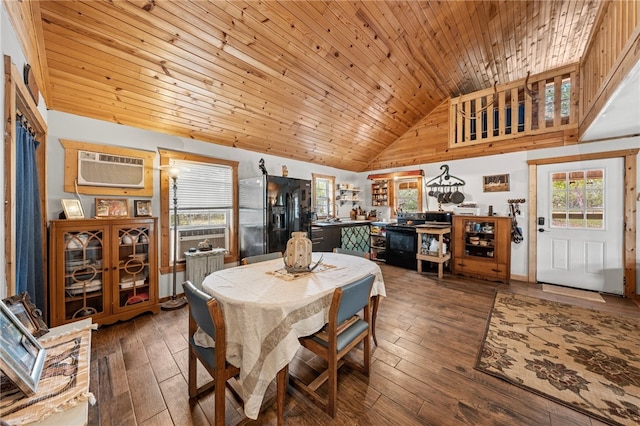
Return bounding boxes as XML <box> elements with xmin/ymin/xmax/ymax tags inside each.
<box><xmin>15</xmin><ymin>117</ymin><xmax>45</xmax><ymax>313</ymax></box>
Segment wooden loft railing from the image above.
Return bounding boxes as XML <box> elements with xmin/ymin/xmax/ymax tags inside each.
<box><xmin>448</xmin><ymin>65</ymin><xmax>578</xmax><ymax>149</ymax></box>
<box><xmin>580</xmin><ymin>0</ymin><xmax>639</xmax><ymax>137</ymax></box>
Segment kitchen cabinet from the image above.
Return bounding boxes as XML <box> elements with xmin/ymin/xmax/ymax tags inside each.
<box><xmin>185</xmin><ymin>248</ymin><xmax>226</xmax><ymax>291</ymax></box>
<box><xmin>311</xmin><ymin>226</ymin><xmax>341</xmax><ymax>252</ymax></box>
<box><xmin>369</xmin><ymin>223</ymin><xmax>386</xmax><ymax>261</ymax></box>
<box><xmin>312</xmin><ymin>221</ymin><xmax>370</xmax><ymax>252</ymax></box>
<box><xmin>452</xmin><ymin>215</ymin><xmax>511</xmax><ymax>283</ymax></box>
<box><xmin>49</xmin><ymin>217</ymin><xmax>159</xmax><ymax>327</ymax></box>
<box><xmin>371</xmin><ymin>180</ymin><xmax>390</xmax><ymax>207</ymax></box>
<box><xmin>341</xmin><ymin>224</ymin><xmax>370</xmax><ymax>252</ymax></box>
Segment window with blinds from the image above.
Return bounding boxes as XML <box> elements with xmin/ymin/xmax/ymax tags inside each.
<box><xmin>171</xmin><ymin>160</ymin><xmax>233</xmax><ymax>212</ymax></box>
<box><xmin>168</xmin><ymin>160</ymin><xmax>232</xmax><ymax>262</ymax></box>
<box><xmin>159</xmin><ymin>149</ymin><xmax>238</xmax><ymax>269</ymax></box>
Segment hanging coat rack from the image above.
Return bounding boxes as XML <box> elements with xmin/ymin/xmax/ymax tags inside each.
<box><xmin>425</xmin><ymin>164</ymin><xmax>466</xmax><ymax>188</ymax></box>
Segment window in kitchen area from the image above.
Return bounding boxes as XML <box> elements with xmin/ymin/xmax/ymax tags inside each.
<box><xmin>394</xmin><ymin>176</ymin><xmax>423</xmax><ymax>213</ymax></box>
<box><xmin>312</xmin><ymin>174</ymin><xmax>335</xmax><ymax>218</ymax></box>
<box><xmin>159</xmin><ymin>150</ymin><xmax>238</xmax><ymax>271</ymax></box>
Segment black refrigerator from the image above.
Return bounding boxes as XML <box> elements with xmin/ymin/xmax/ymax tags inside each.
<box><xmin>239</xmin><ymin>175</ymin><xmax>312</xmax><ymax>259</ymax></box>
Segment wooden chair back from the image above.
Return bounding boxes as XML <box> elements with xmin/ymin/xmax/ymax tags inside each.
<box><xmin>240</xmin><ymin>251</ymin><xmax>283</xmax><ymax>265</ymax></box>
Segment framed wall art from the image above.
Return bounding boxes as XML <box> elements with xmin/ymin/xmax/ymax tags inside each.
<box><xmin>61</xmin><ymin>199</ymin><xmax>85</xmax><ymax>219</ymax></box>
<box><xmin>2</xmin><ymin>292</ymin><xmax>48</xmax><ymax>338</ymax></box>
<box><xmin>134</xmin><ymin>200</ymin><xmax>152</xmax><ymax>217</ymax></box>
<box><xmin>95</xmin><ymin>198</ymin><xmax>129</xmax><ymax>218</ymax></box>
<box><xmin>483</xmin><ymin>174</ymin><xmax>510</xmax><ymax>192</ymax></box>
<box><xmin>0</xmin><ymin>302</ymin><xmax>47</xmax><ymax>396</ymax></box>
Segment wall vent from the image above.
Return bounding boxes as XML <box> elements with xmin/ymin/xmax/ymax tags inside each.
<box><xmin>77</xmin><ymin>150</ymin><xmax>145</xmax><ymax>188</ymax></box>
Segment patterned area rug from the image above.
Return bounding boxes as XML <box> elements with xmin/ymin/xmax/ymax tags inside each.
<box><xmin>476</xmin><ymin>292</ymin><xmax>640</xmax><ymax>425</ymax></box>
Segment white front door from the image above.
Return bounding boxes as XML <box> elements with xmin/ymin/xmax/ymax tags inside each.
<box><xmin>536</xmin><ymin>158</ymin><xmax>624</xmax><ymax>294</ymax></box>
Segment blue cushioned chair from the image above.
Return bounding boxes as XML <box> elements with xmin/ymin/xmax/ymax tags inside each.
<box><xmin>333</xmin><ymin>247</ymin><xmax>370</xmax><ymax>259</ymax></box>
<box><xmin>333</xmin><ymin>247</ymin><xmax>380</xmax><ymax>346</ymax></box>
<box><xmin>292</xmin><ymin>274</ymin><xmax>375</xmax><ymax>417</ymax></box>
<box><xmin>183</xmin><ymin>281</ymin><xmax>287</xmax><ymax>425</ymax></box>
<box><xmin>241</xmin><ymin>251</ymin><xmax>283</xmax><ymax>265</ymax></box>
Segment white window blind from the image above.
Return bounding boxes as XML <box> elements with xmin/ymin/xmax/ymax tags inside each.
<box><xmin>172</xmin><ymin>160</ymin><xmax>233</xmax><ymax>209</ymax></box>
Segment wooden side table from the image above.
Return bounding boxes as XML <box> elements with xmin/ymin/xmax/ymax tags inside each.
<box><xmin>185</xmin><ymin>248</ymin><xmax>226</xmax><ymax>291</ymax></box>
<box><xmin>416</xmin><ymin>226</ymin><xmax>451</xmax><ymax>278</ymax></box>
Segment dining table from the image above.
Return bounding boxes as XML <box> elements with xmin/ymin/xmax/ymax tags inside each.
<box><xmin>197</xmin><ymin>251</ymin><xmax>386</xmax><ymax>420</ymax></box>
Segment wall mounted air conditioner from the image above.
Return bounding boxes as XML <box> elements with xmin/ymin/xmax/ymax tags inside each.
<box><xmin>173</xmin><ymin>227</ymin><xmax>228</xmax><ymax>262</ymax></box>
<box><xmin>77</xmin><ymin>150</ymin><xmax>145</xmax><ymax>188</ymax></box>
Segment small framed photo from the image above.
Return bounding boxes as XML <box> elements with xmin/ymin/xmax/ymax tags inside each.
<box><xmin>134</xmin><ymin>200</ymin><xmax>152</xmax><ymax>217</ymax></box>
<box><xmin>483</xmin><ymin>174</ymin><xmax>510</xmax><ymax>192</ymax></box>
<box><xmin>0</xmin><ymin>302</ymin><xmax>47</xmax><ymax>396</ymax></box>
<box><xmin>61</xmin><ymin>199</ymin><xmax>85</xmax><ymax>219</ymax></box>
<box><xmin>3</xmin><ymin>292</ymin><xmax>48</xmax><ymax>338</ymax></box>
<box><xmin>95</xmin><ymin>198</ymin><xmax>129</xmax><ymax>218</ymax></box>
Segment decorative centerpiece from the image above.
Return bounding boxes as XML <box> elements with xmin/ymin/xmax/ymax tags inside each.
<box><xmin>283</xmin><ymin>232</ymin><xmax>322</xmax><ymax>273</ymax></box>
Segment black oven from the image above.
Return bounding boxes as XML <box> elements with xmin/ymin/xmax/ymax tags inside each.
<box><xmin>386</xmin><ymin>212</ymin><xmax>452</xmax><ymax>270</ymax></box>
<box><xmin>386</xmin><ymin>227</ymin><xmax>419</xmax><ymax>269</ymax></box>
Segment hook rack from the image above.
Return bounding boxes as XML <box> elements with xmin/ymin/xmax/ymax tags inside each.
<box><xmin>425</xmin><ymin>164</ymin><xmax>466</xmax><ymax>188</ymax></box>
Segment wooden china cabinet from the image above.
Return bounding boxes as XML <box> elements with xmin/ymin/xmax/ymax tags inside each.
<box><xmin>49</xmin><ymin>217</ymin><xmax>159</xmax><ymax>326</ymax></box>
<box><xmin>452</xmin><ymin>215</ymin><xmax>512</xmax><ymax>283</ymax></box>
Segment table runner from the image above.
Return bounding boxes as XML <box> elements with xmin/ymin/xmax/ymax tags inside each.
<box><xmin>0</xmin><ymin>322</ymin><xmax>96</xmax><ymax>424</ymax></box>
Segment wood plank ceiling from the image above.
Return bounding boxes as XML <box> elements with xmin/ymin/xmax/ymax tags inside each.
<box><xmin>36</xmin><ymin>0</ymin><xmax>600</xmax><ymax>172</ymax></box>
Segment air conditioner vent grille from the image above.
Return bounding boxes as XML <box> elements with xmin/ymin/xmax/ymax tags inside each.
<box><xmin>179</xmin><ymin>228</ymin><xmax>225</xmax><ymax>238</ymax></box>
<box><xmin>78</xmin><ymin>150</ymin><xmax>145</xmax><ymax>188</ymax></box>
<box><xmin>97</xmin><ymin>153</ymin><xmax>143</xmax><ymax>165</ymax></box>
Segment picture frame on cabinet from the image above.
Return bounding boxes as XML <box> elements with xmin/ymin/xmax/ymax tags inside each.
<box><xmin>61</xmin><ymin>198</ymin><xmax>85</xmax><ymax>219</ymax></box>
<box><xmin>134</xmin><ymin>200</ymin><xmax>152</xmax><ymax>217</ymax></box>
<box><xmin>2</xmin><ymin>292</ymin><xmax>48</xmax><ymax>338</ymax></box>
<box><xmin>95</xmin><ymin>198</ymin><xmax>129</xmax><ymax>218</ymax></box>
<box><xmin>0</xmin><ymin>302</ymin><xmax>47</xmax><ymax>396</ymax></box>
<box><xmin>483</xmin><ymin>174</ymin><xmax>510</xmax><ymax>192</ymax></box>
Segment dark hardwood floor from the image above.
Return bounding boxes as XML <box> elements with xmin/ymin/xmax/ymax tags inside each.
<box><xmin>88</xmin><ymin>263</ymin><xmax>640</xmax><ymax>425</ymax></box>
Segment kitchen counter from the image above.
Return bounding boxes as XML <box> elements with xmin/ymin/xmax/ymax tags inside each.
<box><xmin>311</xmin><ymin>220</ymin><xmax>372</xmax><ymax>252</ymax></box>
<box><xmin>312</xmin><ymin>219</ymin><xmax>373</xmax><ymax>227</ymax></box>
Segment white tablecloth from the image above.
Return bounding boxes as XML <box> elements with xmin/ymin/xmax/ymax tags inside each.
<box><xmin>199</xmin><ymin>252</ymin><xmax>385</xmax><ymax>419</ymax></box>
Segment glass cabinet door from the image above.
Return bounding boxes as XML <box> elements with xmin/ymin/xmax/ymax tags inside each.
<box><xmin>463</xmin><ymin>219</ymin><xmax>496</xmax><ymax>259</ymax></box>
<box><xmin>63</xmin><ymin>229</ymin><xmax>106</xmax><ymax>322</ymax></box>
<box><xmin>115</xmin><ymin>225</ymin><xmax>152</xmax><ymax>311</ymax></box>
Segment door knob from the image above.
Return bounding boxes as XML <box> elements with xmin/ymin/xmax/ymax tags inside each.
<box><xmin>538</xmin><ymin>228</ymin><xmax>547</xmax><ymax>232</ymax></box>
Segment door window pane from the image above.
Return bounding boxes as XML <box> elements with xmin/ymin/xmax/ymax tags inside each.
<box><xmin>550</xmin><ymin>169</ymin><xmax>604</xmax><ymax>229</ymax></box>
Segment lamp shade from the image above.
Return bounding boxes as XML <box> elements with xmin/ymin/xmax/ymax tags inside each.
<box><xmin>160</xmin><ymin>164</ymin><xmax>182</xmax><ymax>179</ymax></box>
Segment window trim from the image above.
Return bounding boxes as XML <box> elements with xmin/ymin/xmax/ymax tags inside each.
<box><xmin>394</xmin><ymin>176</ymin><xmax>423</xmax><ymax>213</ymax></box>
<box><xmin>159</xmin><ymin>149</ymin><xmax>239</xmax><ymax>273</ymax></box>
<box><xmin>368</xmin><ymin>170</ymin><xmax>423</xmax><ymax>217</ymax></box>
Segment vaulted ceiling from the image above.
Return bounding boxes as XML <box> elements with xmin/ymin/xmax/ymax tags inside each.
<box><xmin>34</xmin><ymin>0</ymin><xmax>601</xmax><ymax>171</ymax></box>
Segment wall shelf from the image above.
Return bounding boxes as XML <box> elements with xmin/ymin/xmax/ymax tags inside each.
<box><xmin>371</xmin><ymin>180</ymin><xmax>389</xmax><ymax>207</ymax></box>
<box><xmin>336</xmin><ymin>184</ymin><xmax>361</xmax><ymax>204</ymax></box>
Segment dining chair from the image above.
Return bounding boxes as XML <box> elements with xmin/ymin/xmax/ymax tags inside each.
<box><xmin>183</xmin><ymin>280</ymin><xmax>287</xmax><ymax>425</ymax></box>
<box><xmin>332</xmin><ymin>247</ymin><xmax>370</xmax><ymax>259</ymax></box>
<box><xmin>291</xmin><ymin>274</ymin><xmax>375</xmax><ymax>417</ymax></box>
<box><xmin>240</xmin><ymin>251</ymin><xmax>283</xmax><ymax>265</ymax></box>
<box><xmin>332</xmin><ymin>247</ymin><xmax>380</xmax><ymax>346</ymax></box>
